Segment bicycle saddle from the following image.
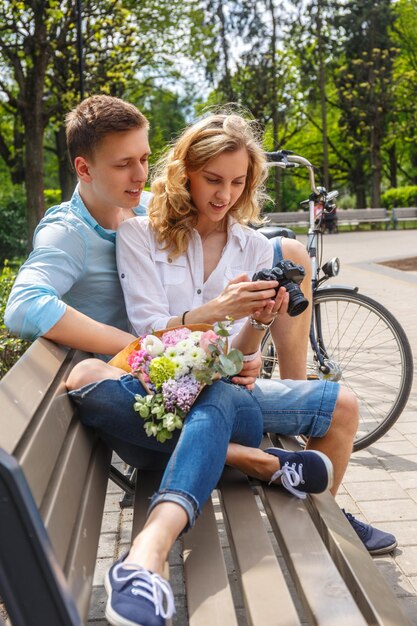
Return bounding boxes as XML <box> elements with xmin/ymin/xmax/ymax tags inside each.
<box><xmin>256</xmin><ymin>225</ymin><xmax>296</xmax><ymax>240</ymax></box>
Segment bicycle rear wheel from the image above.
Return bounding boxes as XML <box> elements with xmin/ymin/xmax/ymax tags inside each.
<box><xmin>261</xmin><ymin>287</ymin><xmax>413</xmax><ymax>451</ymax></box>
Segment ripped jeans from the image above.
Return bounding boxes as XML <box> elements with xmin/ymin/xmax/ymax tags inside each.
<box><xmin>69</xmin><ymin>374</ymin><xmax>338</xmax><ymax>528</ymax></box>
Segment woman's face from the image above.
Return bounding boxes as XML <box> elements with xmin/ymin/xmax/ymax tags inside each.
<box><xmin>187</xmin><ymin>147</ymin><xmax>249</xmax><ymax>227</ymax></box>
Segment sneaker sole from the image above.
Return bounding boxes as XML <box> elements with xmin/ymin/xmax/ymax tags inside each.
<box><xmin>368</xmin><ymin>540</ymin><xmax>398</xmax><ymax>556</ymax></box>
<box><xmin>309</xmin><ymin>449</ymin><xmax>334</xmax><ymax>493</ymax></box>
<box><xmin>104</xmin><ymin>570</ymin><xmax>147</xmax><ymax>626</ymax></box>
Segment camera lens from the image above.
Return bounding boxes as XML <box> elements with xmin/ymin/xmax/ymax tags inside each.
<box><xmin>285</xmin><ymin>283</ymin><xmax>309</xmax><ymax>317</ymax></box>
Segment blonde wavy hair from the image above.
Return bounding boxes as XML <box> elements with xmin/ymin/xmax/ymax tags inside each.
<box><xmin>148</xmin><ymin>113</ymin><xmax>268</xmax><ymax>258</ymax></box>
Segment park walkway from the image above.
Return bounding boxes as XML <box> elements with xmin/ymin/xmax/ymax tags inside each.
<box><xmin>88</xmin><ymin>229</ymin><xmax>417</xmax><ymax>625</ymax></box>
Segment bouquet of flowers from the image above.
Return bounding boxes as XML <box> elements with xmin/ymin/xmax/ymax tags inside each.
<box><xmin>121</xmin><ymin>322</ymin><xmax>243</xmax><ymax>443</ymax></box>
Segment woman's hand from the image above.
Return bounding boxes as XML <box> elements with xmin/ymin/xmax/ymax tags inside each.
<box><xmin>214</xmin><ymin>273</ymin><xmax>279</xmax><ymax>321</ymax></box>
<box><xmin>251</xmin><ymin>286</ymin><xmax>289</xmax><ymax>325</ymax></box>
<box><xmin>230</xmin><ymin>352</ymin><xmax>262</xmax><ymax>390</ymax></box>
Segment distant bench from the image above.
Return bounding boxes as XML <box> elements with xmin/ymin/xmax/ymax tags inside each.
<box><xmin>263</xmin><ymin>208</ymin><xmax>391</xmax><ymax>230</ymax></box>
<box><xmin>337</xmin><ymin>208</ymin><xmax>390</xmax><ymax>230</ymax></box>
<box><xmin>392</xmin><ymin>207</ymin><xmax>417</xmax><ymax>229</ymax></box>
<box><xmin>264</xmin><ymin>210</ymin><xmax>310</xmax><ymax>228</ymax></box>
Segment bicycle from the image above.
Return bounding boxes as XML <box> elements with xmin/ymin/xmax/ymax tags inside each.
<box><xmin>259</xmin><ymin>150</ymin><xmax>414</xmax><ymax>451</ymax></box>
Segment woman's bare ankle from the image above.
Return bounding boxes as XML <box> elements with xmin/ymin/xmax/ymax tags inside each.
<box><xmin>226</xmin><ymin>445</ymin><xmax>280</xmax><ymax>482</ymax></box>
<box><xmin>125</xmin><ymin>530</ymin><xmax>167</xmax><ymax>576</ymax></box>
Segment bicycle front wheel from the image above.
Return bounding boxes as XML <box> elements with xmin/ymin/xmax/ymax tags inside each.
<box><xmin>261</xmin><ymin>287</ymin><xmax>413</xmax><ymax>451</ymax></box>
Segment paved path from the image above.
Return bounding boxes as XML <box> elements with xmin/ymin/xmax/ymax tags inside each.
<box><xmin>89</xmin><ymin>229</ymin><xmax>417</xmax><ymax>625</ymax></box>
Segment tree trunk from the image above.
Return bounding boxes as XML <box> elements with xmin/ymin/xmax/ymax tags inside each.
<box><xmin>351</xmin><ymin>159</ymin><xmax>367</xmax><ymax>208</ymax></box>
<box><xmin>370</xmin><ymin>126</ymin><xmax>382</xmax><ymax>207</ymax></box>
<box><xmin>217</xmin><ymin>1</ymin><xmax>234</xmax><ymax>101</ymax></box>
<box><xmin>268</xmin><ymin>0</ymin><xmax>281</xmax><ymax>210</ymax></box>
<box><xmin>388</xmin><ymin>144</ymin><xmax>397</xmax><ymax>188</ymax></box>
<box><xmin>56</xmin><ymin>127</ymin><xmax>76</xmax><ymax>201</ymax></box>
<box><xmin>21</xmin><ymin>5</ymin><xmax>49</xmax><ymax>248</ymax></box>
<box><xmin>409</xmin><ymin>144</ymin><xmax>417</xmax><ymax>185</ymax></box>
<box><xmin>317</xmin><ymin>0</ymin><xmax>329</xmax><ymax>190</ymax></box>
<box><xmin>24</xmin><ymin>112</ymin><xmax>45</xmax><ymax>247</ymax></box>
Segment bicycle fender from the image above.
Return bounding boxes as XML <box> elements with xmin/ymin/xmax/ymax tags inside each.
<box><xmin>316</xmin><ymin>284</ymin><xmax>359</xmax><ymax>293</ymax></box>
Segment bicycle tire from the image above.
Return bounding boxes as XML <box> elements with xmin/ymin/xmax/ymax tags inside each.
<box><xmin>260</xmin><ymin>287</ymin><xmax>413</xmax><ymax>451</ymax></box>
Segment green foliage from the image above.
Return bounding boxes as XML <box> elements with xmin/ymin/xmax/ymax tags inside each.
<box><xmin>0</xmin><ymin>260</ymin><xmax>30</xmax><ymax>379</ymax></box>
<box><xmin>381</xmin><ymin>186</ymin><xmax>417</xmax><ymax>209</ymax></box>
<box><xmin>44</xmin><ymin>189</ymin><xmax>62</xmax><ymax>207</ymax></box>
<box><xmin>0</xmin><ymin>190</ymin><xmax>28</xmax><ymax>264</ymax></box>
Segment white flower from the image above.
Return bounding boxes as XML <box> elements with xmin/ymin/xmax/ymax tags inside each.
<box><xmin>171</xmin><ymin>357</ymin><xmax>190</xmax><ymax>378</ymax></box>
<box><xmin>142</xmin><ymin>335</ymin><xmax>165</xmax><ymax>356</ymax></box>
<box><xmin>175</xmin><ymin>338</ymin><xmax>195</xmax><ymax>354</ymax></box>
<box><xmin>187</xmin><ymin>346</ymin><xmax>207</xmax><ymax>369</ymax></box>
<box><xmin>190</xmin><ymin>331</ymin><xmax>203</xmax><ymax>344</ymax></box>
<box><xmin>165</xmin><ymin>346</ymin><xmax>179</xmax><ymax>359</ymax></box>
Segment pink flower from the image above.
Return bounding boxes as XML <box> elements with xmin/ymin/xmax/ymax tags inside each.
<box><xmin>127</xmin><ymin>348</ymin><xmax>151</xmax><ymax>373</ymax></box>
<box><xmin>161</xmin><ymin>327</ymin><xmax>191</xmax><ymax>347</ymax></box>
<box><xmin>199</xmin><ymin>330</ymin><xmax>221</xmax><ymax>353</ymax></box>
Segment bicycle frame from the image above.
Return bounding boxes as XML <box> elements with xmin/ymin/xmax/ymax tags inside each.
<box><xmin>267</xmin><ymin>152</ymin><xmax>339</xmax><ymax>373</ymax></box>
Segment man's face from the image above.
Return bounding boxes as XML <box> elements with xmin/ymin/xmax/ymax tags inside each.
<box><xmin>78</xmin><ymin>127</ymin><xmax>151</xmax><ymax>211</ymax></box>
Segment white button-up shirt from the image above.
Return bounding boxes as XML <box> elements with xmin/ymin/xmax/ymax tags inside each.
<box><xmin>116</xmin><ymin>216</ymin><xmax>273</xmax><ymax>342</ymax></box>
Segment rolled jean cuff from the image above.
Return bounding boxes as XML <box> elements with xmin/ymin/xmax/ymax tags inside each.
<box><xmin>148</xmin><ymin>489</ymin><xmax>199</xmax><ymax>532</ymax></box>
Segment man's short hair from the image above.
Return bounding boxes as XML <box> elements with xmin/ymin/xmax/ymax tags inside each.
<box><xmin>66</xmin><ymin>95</ymin><xmax>149</xmax><ymax>166</ymax></box>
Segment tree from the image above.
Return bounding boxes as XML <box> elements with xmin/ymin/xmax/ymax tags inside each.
<box><xmin>389</xmin><ymin>0</ymin><xmax>417</xmax><ymax>185</ymax></box>
<box><xmin>0</xmin><ymin>0</ymin><xmax>196</xmax><ymax>244</ymax></box>
<box><xmin>334</xmin><ymin>0</ymin><xmax>397</xmax><ymax>207</ymax></box>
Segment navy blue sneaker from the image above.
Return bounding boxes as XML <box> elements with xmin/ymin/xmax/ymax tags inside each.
<box><xmin>105</xmin><ymin>555</ymin><xmax>175</xmax><ymax>626</ymax></box>
<box><xmin>265</xmin><ymin>447</ymin><xmax>333</xmax><ymax>499</ymax></box>
<box><xmin>343</xmin><ymin>510</ymin><xmax>398</xmax><ymax>556</ymax></box>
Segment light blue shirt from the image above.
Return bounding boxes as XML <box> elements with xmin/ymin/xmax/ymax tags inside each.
<box><xmin>5</xmin><ymin>186</ymin><xmax>150</xmax><ymax>341</ymax></box>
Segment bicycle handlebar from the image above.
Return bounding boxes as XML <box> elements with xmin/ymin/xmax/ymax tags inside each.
<box><xmin>265</xmin><ymin>151</ymin><xmax>320</xmax><ymax>195</ymax></box>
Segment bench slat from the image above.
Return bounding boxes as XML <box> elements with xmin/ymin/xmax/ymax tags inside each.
<box><xmin>307</xmin><ymin>492</ymin><xmax>412</xmax><ymax>626</ymax></box>
<box><xmin>132</xmin><ymin>470</ymin><xmax>173</xmax><ymax>626</ymax></box>
<box><xmin>65</xmin><ymin>439</ymin><xmax>111</xmax><ymax>618</ymax></box>
<box><xmin>219</xmin><ymin>468</ymin><xmax>301</xmax><ymax>625</ymax></box>
<box><xmin>260</xmin><ymin>485</ymin><xmax>367</xmax><ymax>626</ymax></box>
<box><xmin>0</xmin><ymin>339</ymin><xmax>72</xmax><ymax>453</ymax></box>
<box><xmin>41</xmin><ymin>420</ymin><xmax>103</xmax><ymax>568</ymax></box>
<box><xmin>275</xmin><ymin>434</ymin><xmax>412</xmax><ymax>625</ymax></box>
<box><xmin>132</xmin><ymin>470</ymin><xmax>164</xmax><ymax>538</ymax></box>
<box><xmin>183</xmin><ymin>494</ymin><xmax>238</xmax><ymax>626</ymax></box>
<box><xmin>18</xmin><ymin>388</ymin><xmax>79</xmax><ymax>506</ymax></box>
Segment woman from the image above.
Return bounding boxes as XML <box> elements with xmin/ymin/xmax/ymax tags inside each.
<box><xmin>68</xmin><ymin>113</ymin><xmax>359</xmax><ymax>626</ymax></box>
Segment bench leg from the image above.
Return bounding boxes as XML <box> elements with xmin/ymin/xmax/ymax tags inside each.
<box><xmin>109</xmin><ymin>464</ymin><xmax>136</xmax><ymax>496</ymax></box>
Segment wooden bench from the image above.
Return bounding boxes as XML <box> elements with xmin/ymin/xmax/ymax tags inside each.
<box><xmin>263</xmin><ymin>210</ymin><xmax>310</xmax><ymax>228</ymax></box>
<box><xmin>392</xmin><ymin>207</ymin><xmax>417</xmax><ymax>229</ymax></box>
<box><xmin>263</xmin><ymin>208</ymin><xmax>391</xmax><ymax>231</ymax></box>
<box><xmin>337</xmin><ymin>208</ymin><xmax>390</xmax><ymax>230</ymax></box>
<box><xmin>0</xmin><ymin>339</ymin><xmax>412</xmax><ymax>625</ymax></box>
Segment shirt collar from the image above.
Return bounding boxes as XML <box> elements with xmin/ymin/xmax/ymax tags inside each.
<box><xmin>71</xmin><ymin>184</ymin><xmax>149</xmax><ymax>243</ymax></box>
<box><xmin>227</xmin><ymin>216</ymin><xmax>249</xmax><ymax>250</ymax></box>
<box><xmin>192</xmin><ymin>215</ymin><xmax>249</xmax><ymax>251</ymax></box>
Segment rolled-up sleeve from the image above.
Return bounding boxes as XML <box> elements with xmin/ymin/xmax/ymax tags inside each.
<box><xmin>5</xmin><ymin>222</ymin><xmax>86</xmax><ymax>340</ymax></box>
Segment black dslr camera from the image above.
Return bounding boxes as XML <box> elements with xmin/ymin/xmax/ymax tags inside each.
<box><xmin>252</xmin><ymin>260</ymin><xmax>309</xmax><ymax>317</ymax></box>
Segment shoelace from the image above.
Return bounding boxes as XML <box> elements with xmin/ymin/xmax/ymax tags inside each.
<box><xmin>112</xmin><ymin>562</ymin><xmax>175</xmax><ymax>619</ymax></box>
<box><xmin>343</xmin><ymin>511</ymin><xmax>368</xmax><ymax>540</ymax></box>
<box><xmin>269</xmin><ymin>461</ymin><xmax>307</xmax><ymax>499</ymax></box>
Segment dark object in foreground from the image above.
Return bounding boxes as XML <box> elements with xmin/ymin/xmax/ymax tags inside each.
<box><xmin>252</xmin><ymin>259</ymin><xmax>309</xmax><ymax>317</ymax></box>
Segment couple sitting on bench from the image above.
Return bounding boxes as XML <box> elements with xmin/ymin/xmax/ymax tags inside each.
<box><xmin>5</xmin><ymin>96</ymin><xmax>397</xmax><ymax>626</ymax></box>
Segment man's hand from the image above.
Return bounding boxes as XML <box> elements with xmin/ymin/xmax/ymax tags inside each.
<box><xmin>230</xmin><ymin>351</ymin><xmax>262</xmax><ymax>390</ymax></box>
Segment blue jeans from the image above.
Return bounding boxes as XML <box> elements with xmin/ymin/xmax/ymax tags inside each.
<box><xmin>70</xmin><ymin>374</ymin><xmax>338</xmax><ymax>529</ymax></box>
